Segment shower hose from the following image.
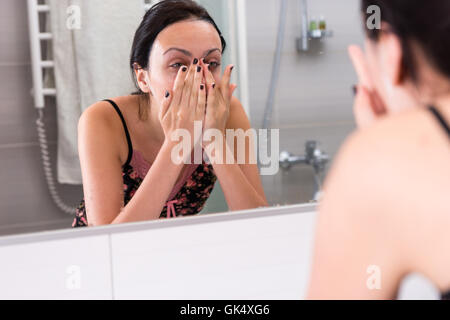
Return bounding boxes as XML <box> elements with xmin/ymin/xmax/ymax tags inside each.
<box><xmin>258</xmin><ymin>0</ymin><xmax>288</xmax><ymax>171</ymax></box>
<box><xmin>36</xmin><ymin>108</ymin><xmax>77</xmax><ymax>215</ymax></box>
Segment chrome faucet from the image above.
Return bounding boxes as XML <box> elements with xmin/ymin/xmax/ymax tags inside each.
<box><xmin>279</xmin><ymin>141</ymin><xmax>330</xmax><ymax>202</ymax></box>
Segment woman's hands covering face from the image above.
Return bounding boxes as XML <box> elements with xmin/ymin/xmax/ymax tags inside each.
<box><xmin>159</xmin><ymin>58</ymin><xmax>237</xmax><ymax>155</ymax></box>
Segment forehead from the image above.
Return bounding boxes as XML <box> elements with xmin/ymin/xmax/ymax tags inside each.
<box><xmin>152</xmin><ymin>19</ymin><xmax>222</xmax><ymax>57</ymax></box>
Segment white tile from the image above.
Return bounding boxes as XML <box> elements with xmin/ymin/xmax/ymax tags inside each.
<box><xmin>0</xmin><ymin>0</ymin><xmax>31</xmax><ymax>64</ymax></box>
<box><xmin>110</xmin><ymin>211</ymin><xmax>317</xmax><ymax>299</ymax></box>
<box><xmin>0</xmin><ymin>235</ymin><xmax>112</xmax><ymax>299</ymax></box>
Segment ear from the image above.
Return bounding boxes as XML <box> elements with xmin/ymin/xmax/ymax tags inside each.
<box><xmin>378</xmin><ymin>25</ymin><xmax>405</xmax><ymax>86</ymax></box>
<box><xmin>134</xmin><ymin>65</ymin><xmax>151</xmax><ymax>93</ymax></box>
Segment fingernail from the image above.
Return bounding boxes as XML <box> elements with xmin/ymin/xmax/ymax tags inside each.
<box><xmin>200</xmin><ymin>84</ymin><xmax>204</xmax><ymax>90</ymax></box>
<box><xmin>165</xmin><ymin>91</ymin><xmax>170</xmax><ymax>98</ymax></box>
<box><xmin>197</xmin><ymin>66</ymin><xmax>201</xmax><ymax>72</ymax></box>
<box><xmin>352</xmin><ymin>85</ymin><xmax>358</xmax><ymax>96</ymax></box>
<box><xmin>182</xmin><ymin>66</ymin><xmax>187</xmax><ymax>72</ymax></box>
<box><xmin>212</xmin><ymin>83</ymin><xmax>216</xmax><ymax>89</ymax></box>
<box><xmin>208</xmin><ymin>65</ymin><xmax>211</xmax><ymax>71</ymax></box>
<box><xmin>230</xmin><ymin>65</ymin><xmax>234</xmax><ymax>72</ymax></box>
<box><xmin>193</xmin><ymin>58</ymin><xmax>198</xmax><ymax>65</ymax></box>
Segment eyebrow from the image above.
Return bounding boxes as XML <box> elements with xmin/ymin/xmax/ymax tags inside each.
<box><xmin>163</xmin><ymin>47</ymin><xmax>221</xmax><ymax>57</ymax></box>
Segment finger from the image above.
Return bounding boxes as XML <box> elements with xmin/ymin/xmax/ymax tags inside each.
<box><xmin>229</xmin><ymin>83</ymin><xmax>237</xmax><ymax>99</ymax></box>
<box><xmin>353</xmin><ymin>85</ymin><xmax>377</xmax><ymax>128</ymax></box>
<box><xmin>197</xmin><ymin>83</ymin><xmax>206</xmax><ymax>119</ymax></box>
<box><xmin>206</xmin><ymin>82</ymin><xmax>216</xmax><ymax>113</ymax></box>
<box><xmin>202</xmin><ymin>61</ymin><xmax>216</xmax><ymax>94</ymax></box>
<box><xmin>190</xmin><ymin>62</ymin><xmax>203</xmax><ymax>109</ymax></box>
<box><xmin>180</xmin><ymin>60</ymin><xmax>196</xmax><ymax>107</ymax></box>
<box><xmin>172</xmin><ymin>65</ymin><xmax>188</xmax><ymax>108</ymax></box>
<box><xmin>370</xmin><ymin>89</ymin><xmax>388</xmax><ymax>116</ymax></box>
<box><xmin>195</xmin><ymin>83</ymin><xmax>207</xmax><ymax>149</ymax></box>
<box><xmin>159</xmin><ymin>90</ymin><xmax>172</xmax><ymax>120</ymax></box>
<box><xmin>220</xmin><ymin>64</ymin><xmax>234</xmax><ymax>98</ymax></box>
<box><xmin>348</xmin><ymin>45</ymin><xmax>373</xmax><ymax>89</ymax></box>
<box><xmin>199</xmin><ymin>58</ymin><xmax>209</xmax><ymax>84</ymax></box>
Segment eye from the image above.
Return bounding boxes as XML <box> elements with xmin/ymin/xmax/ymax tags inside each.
<box><xmin>207</xmin><ymin>61</ymin><xmax>221</xmax><ymax>69</ymax></box>
<box><xmin>170</xmin><ymin>62</ymin><xmax>185</xmax><ymax>69</ymax></box>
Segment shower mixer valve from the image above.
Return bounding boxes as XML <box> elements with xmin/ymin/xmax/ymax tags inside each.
<box><xmin>280</xmin><ymin>141</ymin><xmax>329</xmax><ymax>172</ymax></box>
<box><xmin>279</xmin><ymin>141</ymin><xmax>330</xmax><ymax>202</ymax></box>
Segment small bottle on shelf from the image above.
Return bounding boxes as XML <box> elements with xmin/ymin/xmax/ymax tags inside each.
<box><xmin>309</xmin><ymin>16</ymin><xmax>318</xmax><ymax>31</ymax></box>
<box><xmin>319</xmin><ymin>15</ymin><xmax>327</xmax><ymax>31</ymax></box>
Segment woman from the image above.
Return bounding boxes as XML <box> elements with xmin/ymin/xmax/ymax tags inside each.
<box><xmin>72</xmin><ymin>0</ymin><xmax>268</xmax><ymax>227</ymax></box>
<box><xmin>307</xmin><ymin>0</ymin><xmax>450</xmax><ymax>299</ymax></box>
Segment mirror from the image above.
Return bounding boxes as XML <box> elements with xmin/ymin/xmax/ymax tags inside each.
<box><xmin>0</xmin><ymin>0</ymin><xmax>363</xmax><ymax>237</ymax></box>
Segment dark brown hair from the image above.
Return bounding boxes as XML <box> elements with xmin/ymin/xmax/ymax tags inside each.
<box><xmin>361</xmin><ymin>0</ymin><xmax>450</xmax><ymax>82</ymax></box>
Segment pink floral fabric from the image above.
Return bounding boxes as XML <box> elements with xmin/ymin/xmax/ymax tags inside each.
<box><xmin>72</xmin><ymin>160</ymin><xmax>217</xmax><ymax>227</ymax></box>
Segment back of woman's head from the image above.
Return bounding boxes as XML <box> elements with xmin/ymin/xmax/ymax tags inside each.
<box><xmin>361</xmin><ymin>0</ymin><xmax>450</xmax><ymax>81</ymax></box>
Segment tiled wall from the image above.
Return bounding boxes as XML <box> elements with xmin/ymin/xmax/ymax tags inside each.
<box><xmin>0</xmin><ymin>0</ymin><xmax>364</xmax><ymax>236</ymax></box>
<box><xmin>0</xmin><ymin>0</ymin><xmax>80</xmax><ymax>236</ymax></box>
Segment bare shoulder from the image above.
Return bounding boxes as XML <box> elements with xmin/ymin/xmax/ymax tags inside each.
<box><xmin>329</xmin><ymin>107</ymin><xmax>450</xmax><ymax>213</ymax></box>
<box><xmin>78</xmin><ymin>96</ymin><xmax>136</xmax><ymax>166</ymax></box>
<box><xmin>226</xmin><ymin>96</ymin><xmax>250</xmax><ymax>130</ymax></box>
<box><xmin>79</xmin><ymin>97</ymin><xmax>130</xmax><ymax>130</ymax></box>
<box><xmin>335</xmin><ymin>106</ymin><xmax>450</xmax><ymax>202</ymax></box>
<box><xmin>230</xmin><ymin>95</ymin><xmax>243</xmax><ymax>109</ymax></box>
<box><xmin>322</xmin><ymin>106</ymin><xmax>450</xmax><ymax>288</ymax></box>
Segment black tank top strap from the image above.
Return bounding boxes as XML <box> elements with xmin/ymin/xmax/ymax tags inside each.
<box><xmin>102</xmin><ymin>99</ymin><xmax>133</xmax><ymax>168</ymax></box>
<box><xmin>442</xmin><ymin>290</ymin><xmax>450</xmax><ymax>300</ymax></box>
<box><xmin>428</xmin><ymin>105</ymin><xmax>450</xmax><ymax>140</ymax></box>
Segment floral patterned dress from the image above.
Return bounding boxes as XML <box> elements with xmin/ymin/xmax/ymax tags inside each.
<box><xmin>72</xmin><ymin>159</ymin><xmax>217</xmax><ymax>227</ymax></box>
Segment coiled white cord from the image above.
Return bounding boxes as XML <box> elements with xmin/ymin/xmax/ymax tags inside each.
<box><xmin>36</xmin><ymin>108</ymin><xmax>77</xmax><ymax>215</ymax></box>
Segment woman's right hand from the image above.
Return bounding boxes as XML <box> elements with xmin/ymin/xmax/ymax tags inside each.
<box><xmin>348</xmin><ymin>45</ymin><xmax>387</xmax><ymax>128</ymax></box>
<box><xmin>159</xmin><ymin>59</ymin><xmax>206</xmax><ymax>161</ymax></box>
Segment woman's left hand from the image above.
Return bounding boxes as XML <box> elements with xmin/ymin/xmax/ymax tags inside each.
<box><xmin>200</xmin><ymin>60</ymin><xmax>237</xmax><ymax>141</ymax></box>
